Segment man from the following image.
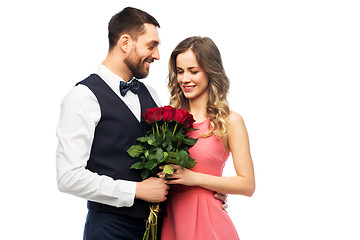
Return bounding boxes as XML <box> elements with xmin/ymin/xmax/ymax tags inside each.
<box><xmin>56</xmin><ymin>7</ymin><xmax>168</xmax><ymax>239</ymax></box>
<box><xmin>56</xmin><ymin>7</ymin><xmax>226</xmax><ymax>240</ymax></box>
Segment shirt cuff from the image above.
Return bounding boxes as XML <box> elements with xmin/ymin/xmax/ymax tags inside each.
<box><xmin>114</xmin><ymin>180</ymin><xmax>137</xmax><ymax>207</ymax></box>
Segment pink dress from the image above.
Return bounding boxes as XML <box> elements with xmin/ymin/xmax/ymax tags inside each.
<box><xmin>161</xmin><ymin>119</ymin><xmax>240</xmax><ymax>240</ymax></box>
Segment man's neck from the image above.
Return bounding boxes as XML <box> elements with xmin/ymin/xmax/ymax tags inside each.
<box><xmin>103</xmin><ymin>54</ymin><xmax>133</xmax><ymax>82</ymax></box>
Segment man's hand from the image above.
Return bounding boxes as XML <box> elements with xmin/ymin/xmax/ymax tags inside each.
<box><xmin>135</xmin><ymin>177</ymin><xmax>169</xmax><ymax>202</ymax></box>
<box><xmin>214</xmin><ymin>192</ymin><xmax>228</xmax><ymax>210</ymax></box>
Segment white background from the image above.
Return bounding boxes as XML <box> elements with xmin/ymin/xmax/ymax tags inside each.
<box><xmin>1</xmin><ymin>0</ymin><xmax>359</xmax><ymax>239</ymax></box>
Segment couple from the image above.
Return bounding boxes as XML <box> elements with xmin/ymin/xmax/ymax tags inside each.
<box><xmin>56</xmin><ymin>7</ymin><xmax>255</xmax><ymax>240</ymax></box>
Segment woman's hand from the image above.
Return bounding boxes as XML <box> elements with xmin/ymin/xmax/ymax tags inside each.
<box><xmin>158</xmin><ymin>164</ymin><xmax>198</xmax><ymax>186</ymax></box>
<box><xmin>159</xmin><ymin>165</ymin><xmax>229</xmax><ymax>210</ymax></box>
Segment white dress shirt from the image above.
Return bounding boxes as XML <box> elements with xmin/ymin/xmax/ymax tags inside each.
<box><xmin>56</xmin><ymin>64</ymin><xmax>161</xmax><ymax>207</ymax></box>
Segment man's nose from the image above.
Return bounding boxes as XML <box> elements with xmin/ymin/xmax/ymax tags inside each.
<box><xmin>152</xmin><ymin>47</ymin><xmax>160</xmax><ymax>60</ymax></box>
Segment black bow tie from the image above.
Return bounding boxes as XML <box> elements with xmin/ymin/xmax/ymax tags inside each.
<box><xmin>120</xmin><ymin>78</ymin><xmax>140</xmax><ymax>96</ymax></box>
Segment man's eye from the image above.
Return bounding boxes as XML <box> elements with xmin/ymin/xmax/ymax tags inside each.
<box><xmin>148</xmin><ymin>46</ymin><xmax>154</xmax><ymax>50</ymax></box>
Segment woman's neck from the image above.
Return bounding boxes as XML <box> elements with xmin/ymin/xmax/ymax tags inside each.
<box><xmin>189</xmin><ymin>97</ymin><xmax>208</xmax><ymax>123</ymax></box>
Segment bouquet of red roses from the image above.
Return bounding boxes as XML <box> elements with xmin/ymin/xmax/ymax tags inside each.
<box><xmin>127</xmin><ymin>106</ymin><xmax>198</xmax><ymax>240</ymax></box>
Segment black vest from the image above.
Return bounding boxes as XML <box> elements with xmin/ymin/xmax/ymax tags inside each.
<box><xmin>76</xmin><ymin>74</ymin><xmax>157</xmax><ymax>219</ymax></box>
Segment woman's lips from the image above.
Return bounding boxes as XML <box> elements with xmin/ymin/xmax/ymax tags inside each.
<box><xmin>182</xmin><ymin>85</ymin><xmax>195</xmax><ymax>92</ymax></box>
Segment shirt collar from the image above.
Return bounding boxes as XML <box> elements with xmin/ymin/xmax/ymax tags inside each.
<box><xmin>98</xmin><ymin>63</ymin><xmax>137</xmax><ymax>82</ymax></box>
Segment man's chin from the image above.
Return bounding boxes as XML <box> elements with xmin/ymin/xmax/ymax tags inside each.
<box><xmin>134</xmin><ymin>69</ymin><xmax>149</xmax><ymax>79</ymax></box>
<box><xmin>134</xmin><ymin>72</ymin><xmax>149</xmax><ymax>80</ymax></box>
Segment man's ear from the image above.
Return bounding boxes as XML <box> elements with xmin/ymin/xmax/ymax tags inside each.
<box><xmin>117</xmin><ymin>34</ymin><xmax>132</xmax><ymax>52</ymax></box>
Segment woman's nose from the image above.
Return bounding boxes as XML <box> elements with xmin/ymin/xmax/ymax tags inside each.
<box><xmin>181</xmin><ymin>72</ymin><xmax>191</xmax><ymax>83</ymax></box>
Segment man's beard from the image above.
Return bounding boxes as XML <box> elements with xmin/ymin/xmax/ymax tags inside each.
<box><xmin>124</xmin><ymin>48</ymin><xmax>151</xmax><ymax>79</ymax></box>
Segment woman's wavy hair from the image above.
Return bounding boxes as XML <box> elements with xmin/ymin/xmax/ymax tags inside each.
<box><xmin>168</xmin><ymin>36</ymin><xmax>230</xmax><ymax>137</ymax></box>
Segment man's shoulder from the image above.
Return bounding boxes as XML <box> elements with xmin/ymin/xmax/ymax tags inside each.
<box><xmin>76</xmin><ymin>74</ymin><xmax>103</xmax><ymax>86</ymax></box>
<box><xmin>62</xmin><ymin>82</ymin><xmax>96</xmax><ymax>105</ymax></box>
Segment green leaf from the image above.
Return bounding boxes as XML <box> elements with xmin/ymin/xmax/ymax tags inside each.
<box><xmin>164</xmin><ymin>157</ymin><xmax>178</xmax><ymax>165</ymax></box>
<box><xmin>162</xmin><ymin>132</ymin><xmax>173</xmax><ymax>148</ymax></box>
<box><xmin>159</xmin><ymin>152</ymin><xmax>169</xmax><ymax>163</ymax></box>
<box><xmin>164</xmin><ymin>151</ymin><xmax>177</xmax><ymax>164</ymax></box>
<box><xmin>130</xmin><ymin>161</ymin><xmax>144</xmax><ymax>169</ymax></box>
<box><xmin>147</xmin><ymin>134</ymin><xmax>156</xmax><ymax>146</ymax></box>
<box><xmin>144</xmin><ymin>160</ymin><xmax>158</xmax><ymax>170</ymax></box>
<box><xmin>148</xmin><ymin>148</ymin><xmax>164</xmax><ymax>162</ymax></box>
<box><xmin>127</xmin><ymin>145</ymin><xmax>144</xmax><ymax>157</ymax></box>
<box><xmin>165</xmin><ymin>141</ymin><xmax>173</xmax><ymax>151</ymax></box>
<box><xmin>176</xmin><ymin>150</ymin><xmax>189</xmax><ymax>168</ymax></box>
<box><xmin>141</xmin><ymin>169</ymin><xmax>151</xmax><ymax>180</ymax></box>
<box><xmin>162</xmin><ymin>165</ymin><xmax>174</xmax><ymax>175</ymax></box>
<box><xmin>185</xmin><ymin>159</ymin><xmax>197</xmax><ymax>169</ymax></box>
<box><xmin>154</xmin><ymin>134</ymin><xmax>164</xmax><ymax>146</ymax></box>
<box><xmin>167</xmin><ymin>151</ymin><xmax>177</xmax><ymax>159</ymax></box>
<box><xmin>173</xmin><ymin>132</ymin><xmax>183</xmax><ymax>142</ymax></box>
<box><xmin>162</xmin><ymin>164</ymin><xmax>175</xmax><ymax>180</ymax></box>
<box><xmin>186</xmin><ymin>128</ymin><xmax>199</xmax><ymax>131</ymax></box>
<box><xmin>184</xmin><ymin>137</ymin><xmax>198</xmax><ymax>147</ymax></box>
<box><xmin>137</xmin><ymin>136</ymin><xmax>151</xmax><ymax>143</ymax></box>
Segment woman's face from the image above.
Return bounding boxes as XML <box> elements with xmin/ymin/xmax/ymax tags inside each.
<box><xmin>176</xmin><ymin>49</ymin><xmax>209</xmax><ymax>101</ymax></box>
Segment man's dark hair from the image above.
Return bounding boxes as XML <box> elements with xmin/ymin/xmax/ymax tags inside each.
<box><xmin>108</xmin><ymin>7</ymin><xmax>160</xmax><ymax>50</ymax></box>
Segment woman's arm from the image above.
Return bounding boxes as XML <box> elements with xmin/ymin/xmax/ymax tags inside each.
<box><xmin>163</xmin><ymin>111</ymin><xmax>255</xmax><ymax>196</ymax></box>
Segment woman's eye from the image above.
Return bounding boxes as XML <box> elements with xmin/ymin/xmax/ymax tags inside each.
<box><xmin>191</xmin><ymin>71</ymin><xmax>198</xmax><ymax>74</ymax></box>
<box><xmin>176</xmin><ymin>68</ymin><xmax>184</xmax><ymax>74</ymax></box>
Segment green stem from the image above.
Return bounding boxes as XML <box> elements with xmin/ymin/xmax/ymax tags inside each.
<box><xmin>142</xmin><ymin>203</ymin><xmax>159</xmax><ymax>240</ymax></box>
<box><xmin>162</xmin><ymin>123</ymin><xmax>166</xmax><ymax>139</ymax></box>
<box><xmin>172</xmin><ymin>122</ymin><xmax>178</xmax><ymax>138</ymax></box>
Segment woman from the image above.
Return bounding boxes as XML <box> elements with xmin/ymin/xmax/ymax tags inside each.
<box><xmin>160</xmin><ymin>37</ymin><xmax>255</xmax><ymax>240</ymax></box>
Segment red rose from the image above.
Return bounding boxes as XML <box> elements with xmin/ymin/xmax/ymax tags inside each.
<box><xmin>162</xmin><ymin>106</ymin><xmax>176</xmax><ymax>122</ymax></box>
<box><xmin>142</xmin><ymin>107</ymin><xmax>163</xmax><ymax>123</ymax></box>
<box><xmin>174</xmin><ymin>108</ymin><xmax>190</xmax><ymax>125</ymax></box>
<box><xmin>184</xmin><ymin>113</ymin><xmax>195</xmax><ymax>128</ymax></box>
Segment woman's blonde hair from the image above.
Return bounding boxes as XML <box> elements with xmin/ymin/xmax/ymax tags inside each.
<box><xmin>168</xmin><ymin>36</ymin><xmax>230</xmax><ymax>137</ymax></box>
